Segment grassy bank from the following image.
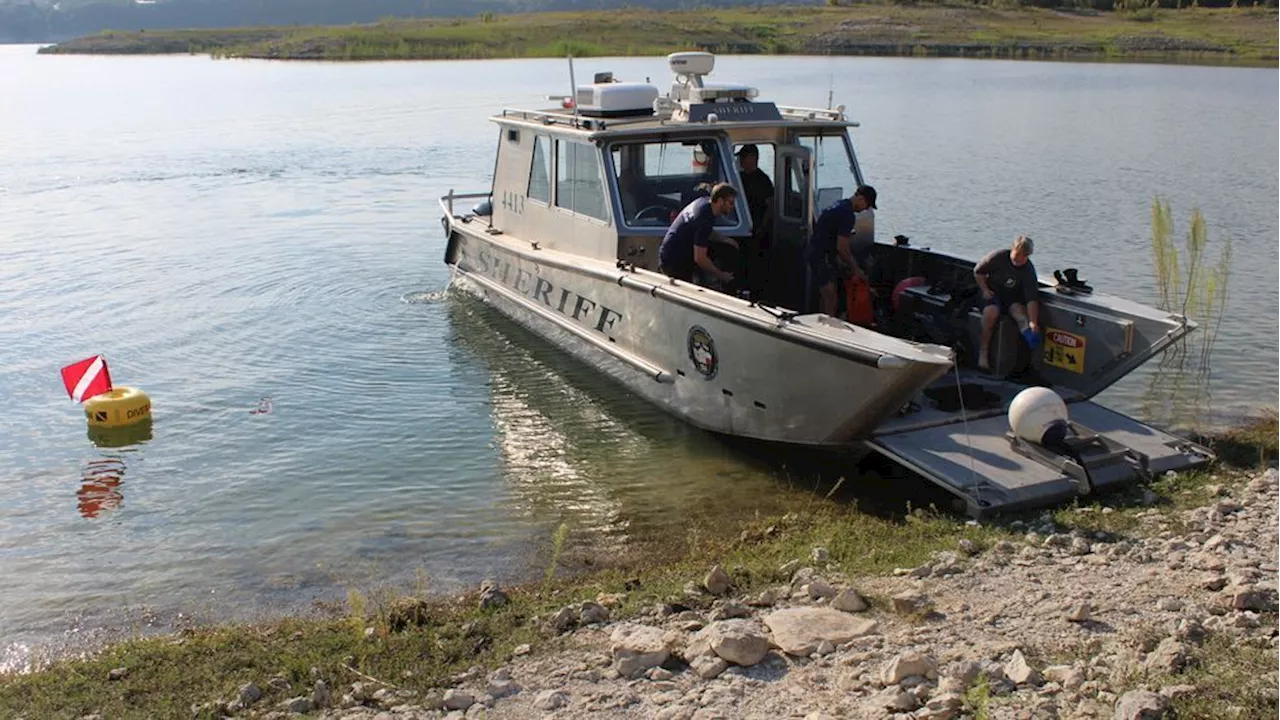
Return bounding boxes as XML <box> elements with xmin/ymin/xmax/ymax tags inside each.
<box><xmin>36</xmin><ymin>4</ymin><xmax>1279</xmax><ymax>66</ymax></box>
<box><xmin>1</xmin><ymin>416</ymin><xmax>1274</xmax><ymax>719</ymax></box>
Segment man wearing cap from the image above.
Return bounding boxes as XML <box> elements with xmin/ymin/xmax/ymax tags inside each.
<box><xmin>807</xmin><ymin>185</ymin><xmax>877</xmax><ymax>316</ymax></box>
<box><xmin>659</xmin><ymin>182</ymin><xmax>739</xmax><ymax>287</ymax></box>
<box><xmin>974</xmin><ymin>234</ymin><xmax>1041</xmax><ymax>372</ymax></box>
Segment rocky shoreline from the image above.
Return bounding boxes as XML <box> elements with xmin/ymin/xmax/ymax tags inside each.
<box><xmin>141</xmin><ymin>467</ymin><xmax>1277</xmax><ymax>720</ymax></box>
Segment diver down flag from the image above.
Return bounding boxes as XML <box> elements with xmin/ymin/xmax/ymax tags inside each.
<box><xmin>61</xmin><ymin>355</ymin><xmax>113</xmax><ymax>403</ymax></box>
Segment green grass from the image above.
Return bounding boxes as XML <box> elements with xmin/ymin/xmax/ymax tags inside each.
<box><xmin>37</xmin><ymin>4</ymin><xmax>1279</xmax><ymax>66</ymax></box>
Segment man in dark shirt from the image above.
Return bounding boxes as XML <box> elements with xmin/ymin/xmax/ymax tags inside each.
<box><xmin>807</xmin><ymin>185</ymin><xmax>876</xmax><ymax>316</ymax></box>
<box><xmin>658</xmin><ymin>183</ymin><xmax>739</xmax><ymax>286</ymax></box>
<box><xmin>736</xmin><ymin>144</ymin><xmax>774</xmax><ymax>299</ymax></box>
<box><xmin>974</xmin><ymin>234</ymin><xmax>1041</xmax><ymax>371</ymax></box>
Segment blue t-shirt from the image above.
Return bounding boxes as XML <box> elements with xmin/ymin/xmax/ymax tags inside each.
<box><xmin>809</xmin><ymin>198</ymin><xmax>856</xmax><ymax>262</ymax></box>
<box><xmin>658</xmin><ymin>196</ymin><xmax>715</xmax><ymax>272</ymax></box>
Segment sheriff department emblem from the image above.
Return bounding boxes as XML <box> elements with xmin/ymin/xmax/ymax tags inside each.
<box><xmin>687</xmin><ymin>325</ymin><xmax>718</xmax><ymax>380</ymax></box>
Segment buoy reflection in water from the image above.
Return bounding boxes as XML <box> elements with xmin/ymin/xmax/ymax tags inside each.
<box><xmin>86</xmin><ymin>419</ymin><xmax>152</xmax><ymax>449</ymax></box>
<box><xmin>78</xmin><ymin>458</ymin><xmax>127</xmax><ymax>519</ymax></box>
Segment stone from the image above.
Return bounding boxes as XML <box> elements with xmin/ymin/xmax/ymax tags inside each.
<box><xmin>1114</xmin><ymin>689</ymin><xmax>1170</xmax><ymax>719</ymax></box>
<box><xmin>925</xmin><ymin>692</ymin><xmax>965</xmax><ymax>719</ymax></box>
<box><xmin>815</xmin><ymin>640</ymin><xmax>835</xmax><ymax>655</ymax></box>
<box><xmin>831</xmin><ymin>588</ymin><xmax>869</xmax><ymax>613</ymax></box>
<box><xmin>1070</xmin><ymin>537</ymin><xmax>1093</xmax><ymax>555</ymax></box>
<box><xmin>690</xmin><ymin>655</ymin><xmax>729</xmax><ymax>679</ymax></box>
<box><xmin>477</xmin><ymin>579</ymin><xmax>508</xmax><ymax>610</ymax></box>
<box><xmin>1145</xmin><ymin>638</ymin><xmax>1190</xmax><ymax>674</ymax></box>
<box><xmin>549</xmin><ymin>605</ymin><xmax>578</xmax><ymax>633</ymax></box>
<box><xmin>778</xmin><ymin>559</ymin><xmax>802</xmax><ymax>579</ymax></box>
<box><xmin>311</xmin><ymin>680</ymin><xmax>331</xmax><ymax>709</ymax></box>
<box><xmin>386</xmin><ymin>597</ymin><xmax>432</xmax><ymax>632</ymax></box>
<box><xmin>647</xmin><ymin>667</ymin><xmax>674</xmax><ymax>681</ymax></box>
<box><xmin>513</xmin><ymin>643</ymin><xmax>532</xmax><ymax>656</ymax></box>
<box><xmin>578</xmin><ymin>601</ymin><xmax>610</xmax><ymax>625</ymax></box>
<box><xmin>1159</xmin><ymin>684</ymin><xmax>1197</xmax><ymax>700</ymax></box>
<box><xmin>708</xmin><ymin>601</ymin><xmax>751</xmax><ymax>621</ymax></box>
<box><xmin>806</xmin><ymin>579</ymin><xmax>837</xmax><ymax>600</ymax></box>
<box><xmin>881</xmin><ymin>650</ymin><xmax>939</xmax><ymax>685</ymax></box>
<box><xmin>610</xmin><ymin>623</ymin><xmax>670</xmax><ymax>678</ymax></box>
<box><xmin>486</xmin><ymin>678</ymin><xmax>521</xmax><ymax>699</ymax></box>
<box><xmin>945</xmin><ymin>660</ymin><xmax>982</xmax><ymax>689</ymax></box>
<box><xmin>279</xmin><ymin>696</ymin><xmax>313</xmax><ymax>714</ymax></box>
<box><xmin>764</xmin><ymin>607</ymin><xmax>879</xmax><ymax>656</ymax></box>
<box><xmin>694</xmin><ymin>619</ymin><xmax>771</xmax><ymax>667</ymax></box>
<box><xmin>958</xmin><ymin>538</ymin><xmax>978</xmax><ymax>556</ymax></box>
<box><xmin>812</xmin><ymin>546</ymin><xmax>830</xmax><ymax>563</ymax></box>
<box><xmin>533</xmin><ymin>689</ymin><xmax>570</xmax><ymax>711</ymax></box>
<box><xmin>886</xmin><ymin>690</ymin><xmax>919</xmax><ymax>711</ymax></box>
<box><xmin>238</xmin><ymin>682</ymin><xmax>262</xmax><ymax>707</ymax></box>
<box><xmin>1004</xmin><ymin>649</ymin><xmax>1042</xmax><ymax>686</ymax></box>
<box><xmin>1155</xmin><ymin>597</ymin><xmax>1184</xmax><ymax>612</ymax></box>
<box><xmin>1066</xmin><ymin>601</ymin><xmax>1092</xmax><ymax>623</ymax></box>
<box><xmin>1043</xmin><ymin>665</ymin><xmax>1084</xmax><ymax>690</ymax></box>
<box><xmin>704</xmin><ymin>565</ymin><xmax>732</xmax><ymax>596</ymax></box>
<box><xmin>1230</xmin><ymin>587</ymin><xmax>1277</xmax><ymax>613</ymax></box>
<box><xmin>891</xmin><ymin>592</ymin><xmax>929</xmax><ymax>615</ymax></box>
<box><xmin>597</xmin><ymin>592</ymin><xmax>626</xmax><ymax>608</ymax></box>
<box><xmin>107</xmin><ymin>667</ymin><xmax>128</xmax><ymax>681</ymax></box>
<box><xmin>443</xmin><ymin>689</ymin><xmax>475</xmax><ymax>711</ymax></box>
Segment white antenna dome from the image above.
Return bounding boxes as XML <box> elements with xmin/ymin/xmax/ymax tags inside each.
<box><xmin>668</xmin><ymin>52</ymin><xmax>715</xmax><ymax>78</ymax></box>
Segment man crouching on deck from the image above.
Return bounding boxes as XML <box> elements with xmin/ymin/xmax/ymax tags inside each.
<box><xmin>974</xmin><ymin>234</ymin><xmax>1041</xmax><ymax>373</ymax></box>
<box><xmin>658</xmin><ymin>183</ymin><xmax>739</xmax><ymax>287</ymax></box>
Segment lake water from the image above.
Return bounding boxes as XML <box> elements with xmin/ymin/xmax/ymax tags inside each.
<box><xmin>1</xmin><ymin>46</ymin><xmax>1275</xmax><ymax>668</ymax></box>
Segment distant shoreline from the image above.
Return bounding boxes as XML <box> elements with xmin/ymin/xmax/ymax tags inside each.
<box><xmin>34</xmin><ymin>5</ymin><xmax>1279</xmax><ymax>68</ymax></box>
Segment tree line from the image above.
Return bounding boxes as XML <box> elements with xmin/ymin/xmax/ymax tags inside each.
<box><xmin>1</xmin><ymin>0</ymin><xmax>1272</xmax><ymax>44</ymax></box>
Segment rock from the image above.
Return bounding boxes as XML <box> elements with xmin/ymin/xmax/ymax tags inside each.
<box><xmin>238</xmin><ymin>682</ymin><xmax>262</xmax><ymax>707</ymax></box>
<box><xmin>533</xmin><ymin>689</ymin><xmax>570</xmax><ymax>710</ymax></box>
<box><xmin>478</xmin><ymin>579</ymin><xmax>509</xmax><ymax>610</ymax></box>
<box><xmin>487</xmin><ymin>678</ymin><xmax>521</xmax><ymax>699</ymax></box>
<box><xmin>647</xmin><ymin>667</ymin><xmax>674</xmax><ymax>681</ymax></box>
<box><xmin>708</xmin><ymin>601</ymin><xmax>751</xmax><ymax>621</ymax></box>
<box><xmin>1155</xmin><ymin>597</ymin><xmax>1184</xmax><ymax>612</ymax></box>
<box><xmin>958</xmin><ymin>538</ymin><xmax>978</xmax><ymax>556</ymax></box>
<box><xmin>1043</xmin><ymin>665</ymin><xmax>1084</xmax><ymax>690</ymax></box>
<box><xmin>812</xmin><ymin>546</ymin><xmax>830</xmax><ymax>563</ymax></box>
<box><xmin>748</xmin><ymin>588</ymin><xmax>782</xmax><ymax>607</ymax></box>
<box><xmin>993</xmin><ymin>540</ymin><xmax>1016</xmax><ymax>554</ymax></box>
<box><xmin>891</xmin><ymin>592</ymin><xmax>929</xmax><ymax>615</ymax></box>
<box><xmin>311</xmin><ymin>680</ymin><xmax>331</xmax><ymax>709</ymax></box>
<box><xmin>279</xmin><ymin>696</ymin><xmax>313</xmax><ymax>714</ymax></box>
<box><xmin>881</xmin><ymin>650</ymin><xmax>938</xmax><ymax>684</ymax></box>
<box><xmin>704</xmin><ymin>565</ymin><xmax>732</xmax><ymax>596</ymax></box>
<box><xmin>610</xmin><ymin>623</ymin><xmax>670</xmax><ymax>678</ymax></box>
<box><xmin>1230</xmin><ymin>587</ymin><xmax>1277</xmax><ymax>612</ymax></box>
<box><xmin>806</xmin><ymin>579</ymin><xmax>837</xmax><ymax>600</ymax></box>
<box><xmin>886</xmin><ymin>690</ymin><xmax>920</xmax><ymax>711</ymax></box>
<box><xmin>1160</xmin><ymin>683</ymin><xmax>1197</xmax><ymax>700</ymax></box>
<box><xmin>778</xmin><ymin>559</ymin><xmax>802</xmax><ymax>579</ymax></box>
<box><xmin>1145</xmin><ymin>638</ymin><xmax>1190</xmax><ymax>674</ymax></box>
<box><xmin>690</xmin><ymin>655</ymin><xmax>729</xmax><ymax>679</ymax></box>
<box><xmin>831</xmin><ymin>588</ymin><xmax>869</xmax><ymax>613</ymax></box>
<box><xmin>597</xmin><ymin>592</ymin><xmax>626</xmax><ymax>608</ymax></box>
<box><xmin>513</xmin><ymin>643</ymin><xmax>531</xmax><ymax>656</ymax></box>
<box><xmin>1070</xmin><ymin>537</ymin><xmax>1093</xmax><ymax>555</ymax></box>
<box><xmin>1114</xmin><ymin>689</ymin><xmax>1170</xmax><ymax>719</ymax></box>
<box><xmin>1202</xmin><ymin>575</ymin><xmax>1229</xmax><ymax>591</ymax></box>
<box><xmin>945</xmin><ymin>660</ymin><xmax>982</xmax><ymax>689</ymax></box>
<box><xmin>925</xmin><ymin>692</ymin><xmax>965</xmax><ymax>719</ymax></box>
<box><xmin>106</xmin><ymin>667</ymin><xmax>128</xmax><ymax>681</ymax></box>
<box><xmin>549</xmin><ymin>605</ymin><xmax>578</xmax><ymax>633</ymax></box>
<box><xmin>1066</xmin><ymin>601</ymin><xmax>1092</xmax><ymax>623</ymax></box>
<box><xmin>386</xmin><ymin>597</ymin><xmax>433</xmax><ymax>631</ymax></box>
<box><xmin>443</xmin><ymin>689</ymin><xmax>475</xmax><ymax>711</ymax></box>
<box><xmin>1004</xmin><ymin>649</ymin><xmax>1042</xmax><ymax>685</ymax></box>
<box><xmin>764</xmin><ymin>607</ymin><xmax>879</xmax><ymax>657</ymax></box>
<box><xmin>578</xmin><ymin>601</ymin><xmax>610</xmax><ymax>625</ymax></box>
<box><xmin>694</xmin><ymin>619</ymin><xmax>771</xmax><ymax>666</ymax></box>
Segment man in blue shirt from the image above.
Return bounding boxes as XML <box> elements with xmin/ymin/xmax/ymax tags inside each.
<box><xmin>808</xmin><ymin>185</ymin><xmax>876</xmax><ymax>316</ymax></box>
<box><xmin>658</xmin><ymin>183</ymin><xmax>739</xmax><ymax>286</ymax></box>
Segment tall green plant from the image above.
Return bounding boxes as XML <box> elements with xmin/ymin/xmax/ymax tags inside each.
<box><xmin>1144</xmin><ymin>198</ymin><xmax>1232</xmax><ymax>429</ymax></box>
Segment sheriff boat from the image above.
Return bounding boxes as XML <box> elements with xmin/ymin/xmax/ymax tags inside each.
<box><xmin>440</xmin><ymin>52</ymin><xmax>1212</xmax><ymax>515</ymax></box>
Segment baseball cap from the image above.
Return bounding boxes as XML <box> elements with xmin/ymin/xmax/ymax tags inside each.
<box><xmin>855</xmin><ymin>185</ymin><xmax>877</xmax><ymax>209</ymax></box>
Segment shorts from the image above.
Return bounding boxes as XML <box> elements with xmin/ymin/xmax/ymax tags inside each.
<box><xmin>808</xmin><ymin>256</ymin><xmax>837</xmax><ymax>289</ymax></box>
<box><xmin>983</xmin><ymin>291</ymin><xmax>1025</xmax><ymax>315</ymax></box>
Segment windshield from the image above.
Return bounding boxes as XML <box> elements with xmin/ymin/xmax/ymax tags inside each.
<box><xmin>798</xmin><ymin>133</ymin><xmax>860</xmax><ymax>211</ymax></box>
<box><xmin>609</xmin><ymin>139</ymin><xmax>738</xmax><ymax>228</ymax></box>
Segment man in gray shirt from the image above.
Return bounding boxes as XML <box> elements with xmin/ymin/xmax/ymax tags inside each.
<box><xmin>974</xmin><ymin>235</ymin><xmax>1040</xmax><ymax>372</ymax></box>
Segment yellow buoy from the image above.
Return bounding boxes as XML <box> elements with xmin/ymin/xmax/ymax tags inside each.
<box><xmin>83</xmin><ymin>386</ymin><xmax>152</xmax><ymax>429</ymax></box>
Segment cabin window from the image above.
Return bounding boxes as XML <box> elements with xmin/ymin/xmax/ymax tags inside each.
<box><xmin>781</xmin><ymin>154</ymin><xmax>807</xmax><ymax>221</ymax></box>
<box><xmin>555</xmin><ymin>140</ymin><xmax>608</xmax><ymax>221</ymax></box>
<box><xmin>609</xmin><ymin>139</ymin><xmax>735</xmax><ymax>228</ymax></box>
<box><xmin>798</xmin><ymin>133</ymin><xmax>859</xmax><ymax>211</ymax></box>
<box><xmin>528</xmin><ymin>135</ymin><xmax>552</xmax><ymax>205</ymax></box>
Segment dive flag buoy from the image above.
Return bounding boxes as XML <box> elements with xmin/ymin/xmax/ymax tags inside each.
<box><xmin>61</xmin><ymin>355</ymin><xmax>152</xmax><ymax>430</ymax></box>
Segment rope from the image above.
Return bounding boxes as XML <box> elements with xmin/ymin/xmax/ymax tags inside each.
<box><xmin>952</xmin><ymin>357</ymin><xmax>980</xmax><ymax>500</ymax></box>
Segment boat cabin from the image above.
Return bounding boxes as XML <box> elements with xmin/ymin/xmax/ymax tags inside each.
<box><xmin>475</xmin><ymin>52</ymin><xmax>861</xmax><ymax>310</ymax></box>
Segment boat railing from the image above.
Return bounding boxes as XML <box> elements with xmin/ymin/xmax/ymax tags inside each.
<box><xmin>499</xmin><ymin>105</ymin><xmax>859</xmax><ymax>130</ymax></box>
<box><xmin>441</xmin><ymin>189</ymin><xmax>493</xmax><ymax>218</ymax></box>
<box><xmin>777</xmin><ymin>105</ymin><xmax>858</xmax><ymax>125</ymax></box>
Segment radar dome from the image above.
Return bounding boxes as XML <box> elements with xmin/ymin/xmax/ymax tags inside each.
<box><xmin>1008</xmin><ymin>387</ymin><xmax>1069</xmax><ymax>445</ymax></box>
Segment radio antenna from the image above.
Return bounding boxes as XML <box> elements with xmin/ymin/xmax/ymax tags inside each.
<box><xmin>567</xmin><ymin>54</ymin><xmax>580</xmax><ymax>125</ymax></box>
<box><xmin>826</xmin><ymin>73</ymin><xmax>834</xmax><ymax>110</ymax></box>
